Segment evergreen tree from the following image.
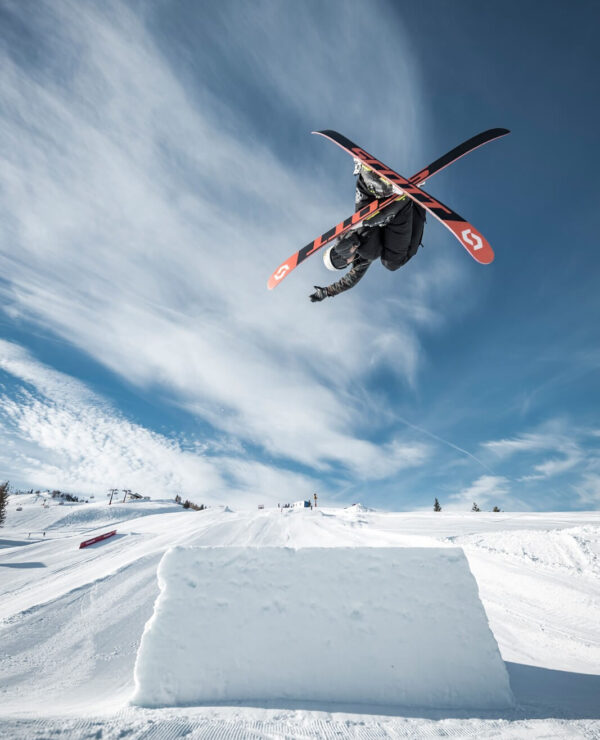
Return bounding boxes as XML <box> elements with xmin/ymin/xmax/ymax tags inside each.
<box><xmin>471</xmin><ymin>502</ymin><xmax>480</xmax><ymax>512</ymax></box>
<box><xmin>492</xmin><ymin>505</ymin><xmax>501</xmax><ymax>512</ymax></box>
<box><xmin>0</xmin><ymin>481</ymin><xmax>9</xmax><ymax>527</ymax></box>
<box><xmin>433</xmin><ymin>498</ymin><xmax>442</xmax><ymax>512</ymax></box>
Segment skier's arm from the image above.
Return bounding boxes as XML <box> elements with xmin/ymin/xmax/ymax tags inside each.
<box><xmin>309</xmin><ymin>257</ymin><xmax>371</xmax><ymax>302</ymax></box>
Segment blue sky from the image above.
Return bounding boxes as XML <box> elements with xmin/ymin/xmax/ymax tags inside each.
<box><xmin>1</xmin><ymin>0</ymin><xmax>598</xmax><ymax>510</ymax></box>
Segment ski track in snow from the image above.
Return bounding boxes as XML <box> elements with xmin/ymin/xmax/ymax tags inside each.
<box><xmin>1</xmin><ymin>495</ymin><xmax>599</xmax><ymax>739</ymax></box>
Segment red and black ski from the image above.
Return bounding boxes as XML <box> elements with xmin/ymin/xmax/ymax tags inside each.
<box><xmin>267</xmin><ymin>128</ymin><xmax>509</xmax><ymax>289</ymax></box>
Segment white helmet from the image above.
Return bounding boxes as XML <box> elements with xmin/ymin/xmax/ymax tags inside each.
<box><xmin>323</xmin><ymin>245</ymin><xmax>340</xmax><ymax>271</ymax></box>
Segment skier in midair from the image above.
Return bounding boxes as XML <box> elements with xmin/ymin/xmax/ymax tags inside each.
<box><xmin>309</xmin><ymin>161</ymin><xmax>426</xmax><ymax>302</ymax></box>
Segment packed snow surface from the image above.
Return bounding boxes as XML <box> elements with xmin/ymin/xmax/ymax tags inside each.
<box><xmin>133</xmin><ymin>546</ymin><xmax>513</xmax><ymax>709</ymax></box>
<box><xmin>1</xmin><ymin>493</ymin><xmax>599</xmax><ymax>739</ymax></box>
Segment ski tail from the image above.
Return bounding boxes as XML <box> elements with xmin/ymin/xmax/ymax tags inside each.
<box><xmin>409</xmin><ymin>128</ymin><xmax>509</xmax><ymax>184</ymax></box>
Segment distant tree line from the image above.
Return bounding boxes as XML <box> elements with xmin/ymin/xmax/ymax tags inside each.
<box><xmin>433</xmin><ymin>498</ymin><xmax>502</xmax><ymax>513</ymax></box>
<box><xmin>51</xmin><ymin>490</ymin><xmax>81</xmax><ymax>502</ymax></box>
<box><xmin>0</xmin><ymin>481</ymin><xmax>8</xmax><ymax>527</ymax></box>
<box><xmin>174</xmin><ymin>494</ymin><xmax>206</xmax><ymax>511</ymax></box>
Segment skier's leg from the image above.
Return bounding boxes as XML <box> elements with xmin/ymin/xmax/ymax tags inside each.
<box><xmin>380</xmin><ymin>203</ymin><xmax>414</xmax><ymax>271</ymax></box>
<box><xmin>357</xmin><ymin>227</ymin><xmax>383</xmax><ymax>262</ymax></box>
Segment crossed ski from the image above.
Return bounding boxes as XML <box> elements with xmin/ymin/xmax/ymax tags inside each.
<box><xmin>267</xmin><ymin>128</ymin><xmax>509</xmax><ymax>289</ymax></box>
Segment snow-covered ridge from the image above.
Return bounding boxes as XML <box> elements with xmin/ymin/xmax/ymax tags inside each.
<box><xmin>450</xmin><ymin>526</ymin><xmax>600</xmax><ymax>576</ymax></box>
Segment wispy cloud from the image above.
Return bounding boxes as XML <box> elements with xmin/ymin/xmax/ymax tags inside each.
<box><xmin>477</xmin><ymin>421</ymin><xmax>600</xmax><ymax>508</ymax></box>
<box><xmin>0</xmin><ymin>0</ymin><xmax>456</xmax><ymax>489</ymax></box>
<box><xmin>482</xmin><ymin>431</ymin><xmax>564</xmax><ymax>459</ymax></box>
<box><xmin>520</xmin><ymin>449</ymin><xmax>583</xmax><ymax>482</ymax></box>
<box><xmin>0</xmin><ymin>339</ymin><xmax>433</xmax><ymax>502</ymax></box>
<box><xmin>575</xmin><ymin>474</ymin><xmax>600</xmax><ymax>506</ymax></box>
<box><xmin>448</xmin><ymin>474</ymin><xmax>512</xmax><ymax>511</ymax></box>
<box><xmin>0</xmin><ymin>339</ymin><xmax>321</xmax><ymax>504</ymax></box>
<box><xmin>483</xmin><ymin>423</ymin><xmax>587</xmax><ymax>482</ymax></box>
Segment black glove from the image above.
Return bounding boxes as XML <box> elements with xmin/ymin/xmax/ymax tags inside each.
<box><xmin>309</xmin><ymin>286</ymin><xmax>329</xmax><ymax>302</ymax></box>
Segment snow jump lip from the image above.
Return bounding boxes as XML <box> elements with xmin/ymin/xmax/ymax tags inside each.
<box><xmin>132</xmin><ymin>546</ymin><xmax>514</xmax><ymax>709</ymax></box>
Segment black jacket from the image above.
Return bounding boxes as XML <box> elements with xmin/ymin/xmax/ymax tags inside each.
<box><xmin>355</xmin><ymin>169</ymin><xmax>426</xmax><ymax>271</ymax></box>
<box><xmin>323</xmin><ymin>170</ymin><xmax>425</xmax><ymax>298</ymax></box>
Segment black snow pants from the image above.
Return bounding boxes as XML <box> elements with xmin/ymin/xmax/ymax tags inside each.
<box><xmin>358</xmin><ymin>198</ymin><xmax>426</xmax><ymax>271</ymax></box>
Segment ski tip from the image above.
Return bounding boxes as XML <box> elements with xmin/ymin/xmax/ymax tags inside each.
<box><xmin>268</xmin><ymin>258</ymin><xmax>295</xmax><ymax>290</ymax></box>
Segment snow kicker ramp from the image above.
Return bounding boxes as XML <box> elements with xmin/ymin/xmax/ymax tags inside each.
<box><xmin>132</xmin><ymin>547</ymin><xmax>514</xmax><ymax>709</ymax></box>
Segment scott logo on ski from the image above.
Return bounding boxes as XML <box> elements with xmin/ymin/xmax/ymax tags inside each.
<box><xmin>461</xmin><ymin>229</ymin><xmax>483</xmax><ymax>251</ymax></box>
<box><xmin>273</xmin><ymin>264</ymin><xmax>291</xmax><ymax>281</ymax></box>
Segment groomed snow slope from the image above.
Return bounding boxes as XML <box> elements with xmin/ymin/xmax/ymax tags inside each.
<box><xmin>133</xmin><ymin>546</ymin><xmax>513</xmax><ymax>709</ymax></box>
<box><xmin>1</xmin><ymin>494</ymin><xmax>599</xmax><ymax>739</ymax></box>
